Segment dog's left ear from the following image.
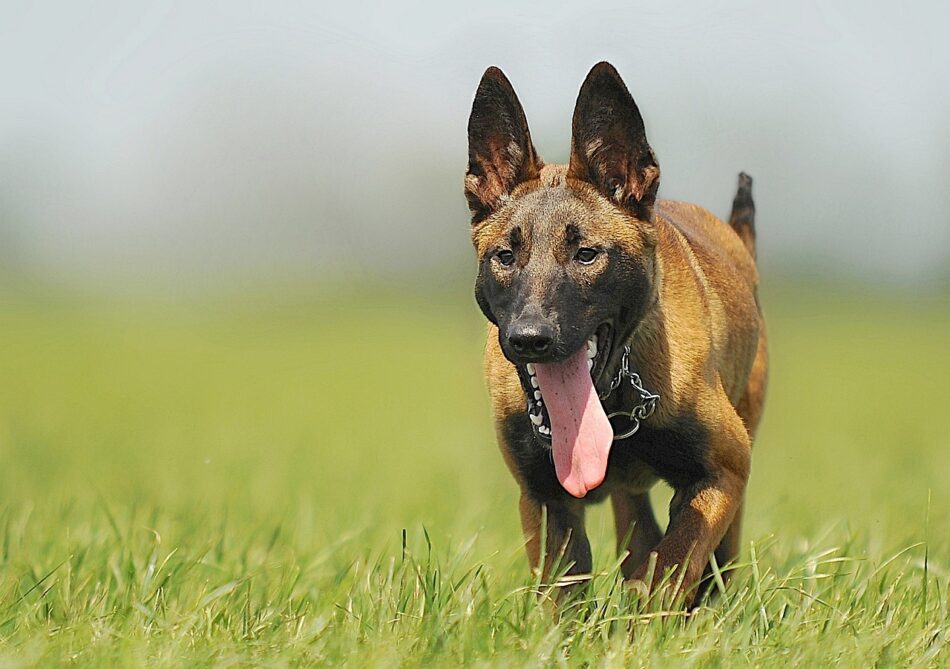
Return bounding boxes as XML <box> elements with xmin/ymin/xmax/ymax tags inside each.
<box><xmin>466</xmin><ymin>67</ymin><xmax>542</xmax><ymax>224</ymax></box>
<box><xmin>568</xmin><ymin>62</ymin><xmax>660</xmax><ymax>221</ymax></box>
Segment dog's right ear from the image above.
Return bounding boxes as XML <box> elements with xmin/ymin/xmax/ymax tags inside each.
<box><xmin>465</xmin><ymin>67</ymin><xmax>542</xmax><ymax>224</ymax></box>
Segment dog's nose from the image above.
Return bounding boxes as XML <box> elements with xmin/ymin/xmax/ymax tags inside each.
<box><xmin>507</xmin><ymin>319</ymin><xmax>556</xmax><ymax>359</ymax></box>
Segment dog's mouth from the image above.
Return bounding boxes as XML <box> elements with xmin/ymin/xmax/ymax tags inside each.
<box><xmin>519</xmin><ymin>322</ymin><xmax>613</xmax><ymax>439</ymax></box>
<box><xmin>515</xmin><ymin>322</ymin><xmax>616</xmax><ymax>498</ymax></box>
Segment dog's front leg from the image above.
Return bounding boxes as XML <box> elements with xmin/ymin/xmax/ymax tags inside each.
<box><xmin>519</xmin><ymin>493</ymin><xmax>591</xmax><ymax>584</ymax></box>
<box><xmin>630</xmin><ymin>408</ymin><xmax>750</xmax><ymax>604</ymax></box>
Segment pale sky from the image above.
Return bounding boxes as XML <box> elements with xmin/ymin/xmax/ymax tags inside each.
<box><xmin>1</xmin><ymin>0</ymin><xmax>948</xmax><ymax>288</ymax></box>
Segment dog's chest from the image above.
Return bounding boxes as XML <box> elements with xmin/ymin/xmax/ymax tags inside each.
<box><xmin>606</xmin><ymin>419</ymin><xmax>709</xmax><ymax>492</ymax></box>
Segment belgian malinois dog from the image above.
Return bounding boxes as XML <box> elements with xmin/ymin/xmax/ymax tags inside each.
<box><xmin>465</xmin><ymin>62</ymin><xmax>768</xmax><ymax>603</ymax></box>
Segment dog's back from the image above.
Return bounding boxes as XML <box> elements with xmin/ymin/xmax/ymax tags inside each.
<box><xmin>652</xmin><ymin>188</ymin><xmax>763</xmax><ymax>410</ymax></box>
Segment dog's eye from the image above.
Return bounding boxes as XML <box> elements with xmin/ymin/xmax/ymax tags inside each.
<box><xmin>495</xmin><ymin>249</ymin><xmax>515</xmax><ymax>266</ymax></box>
<box><xmin>574</xmin><ymin>247</ymin><xmax>600</xmax><ymax>264</ymax></box>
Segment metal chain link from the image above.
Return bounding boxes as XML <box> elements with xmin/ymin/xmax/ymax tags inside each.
<box><xmin>602</xmin><ymin>346</ymin><xmax>660</xmax><ymax>441</ymax></box>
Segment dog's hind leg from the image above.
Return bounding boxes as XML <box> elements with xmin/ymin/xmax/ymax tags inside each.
<box><xmin>734</xmin><ymin>319</ymin><xmax>768</xmax><ymax>441</ymax></box>
<box><xmin>697</xmin><ymin>319</ymin><xmax>768</xmax><ymax>600</ymax></box>
<box><xmin>612</xmin><ymin>492</ymin><xmax>664</xmax><ymax>579</ymax></box>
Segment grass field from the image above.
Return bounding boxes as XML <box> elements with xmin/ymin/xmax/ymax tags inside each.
<box><xmin>0</xmin><ymin>281</ymin><xmax>948</xmax><ymax>667</ymax></box>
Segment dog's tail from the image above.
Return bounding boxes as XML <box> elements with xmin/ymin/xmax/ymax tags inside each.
<box><xmin>729</xmin><ymin>172</ymin><xmax>756</xmax><ymax>258</ymax></box>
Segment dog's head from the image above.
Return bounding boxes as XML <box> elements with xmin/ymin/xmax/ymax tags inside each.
<box><xmin>466</xmin><ymin>62</ymin><xmax>661</xmax><ymax>496</ymax></box>
<box><xmin>468</xmin><ymin>62</ymin><xmax>659</xmax><ymax>392</ymax></box>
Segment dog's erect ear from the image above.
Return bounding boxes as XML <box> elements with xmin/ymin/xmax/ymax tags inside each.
<box><xmin>568</xmin><ymin>62</ymin><xmax>660</xmax><ymax>221</ymax></box>
<box><xmin>465</xmin><ymin>67</ymin><xmax>542</xmax><ymax>224</ymax></box>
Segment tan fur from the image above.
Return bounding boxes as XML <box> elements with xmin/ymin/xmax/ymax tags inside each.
<box><xmin>484</xmin><ymin>195</ymin><xmax>762</xmax><ymax>428</ymax></box>
<box><xmin>481</xmin><ymin>191</ymin><xmax>767</xmax><ymax>603</ymax></box>
<box><xmin>467</xmin><ymin>63</ymin><xmax>767</xmax><ymax>606</ymax></box>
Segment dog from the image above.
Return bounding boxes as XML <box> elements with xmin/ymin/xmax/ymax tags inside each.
<box><xmin>464</xmin><ymin>62</ymin><xmax>767</xmax><ymax>604</ymax></box>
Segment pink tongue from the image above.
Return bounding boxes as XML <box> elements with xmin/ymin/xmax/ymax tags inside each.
<box><xmin>534</xmin><ymin>348</ymin><xmax>614</xmax><ymax>498</ymax></box>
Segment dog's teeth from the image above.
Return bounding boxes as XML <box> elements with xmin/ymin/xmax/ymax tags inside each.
<box><xmin>534</xmin><ymin>390</ymin><xmax>542</xmax><ymax>400</ymax></box>
<box><xmin>529</xmin><ymin>413</ymin><xmax>543</xmax><ymax>426</ymax></box>
<box><xmin>530</xmin><ymin>376</ymin><xmax>538</xmax><ymax>388</ymax></box>
<box><xmin>587</xmin><ymin>338</ymin><xmax>597</xmax><ymax>358</ymax></box>
<box><xmin>587</xmin><ymin>359</ymin><xmax>594</xmax><ymax>371</ymax></box>
<box><xmin>526</xmin><ymin>363</ymin><xmax>536</xmax><ymax>375</ymax></box>
<box><xmin>539</xmin><ymin>425</ymin><xmax>550</xmax><ymax>435</ymax></box>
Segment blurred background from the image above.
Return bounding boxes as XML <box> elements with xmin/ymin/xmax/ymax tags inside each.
<box><xmin>0</xmin><ymin>1</ymin><xmax>948</xmax><ymax>564</ymax></box>
<box><xmin>2</xmin><ymin>0</ymin><xmax>948</xmax><ymax>291</ymax></box>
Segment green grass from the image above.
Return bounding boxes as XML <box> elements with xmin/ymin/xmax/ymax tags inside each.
<box><xmin>0</xmin><ymin>282</ymin><xmax>948</xmax><ymax>666</ymax></box>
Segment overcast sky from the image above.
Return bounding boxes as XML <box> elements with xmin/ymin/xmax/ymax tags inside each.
<box><xmin>1</xmin><ymin>0</ymin><xmax>948</xmax><ymax>289</ymax></box>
